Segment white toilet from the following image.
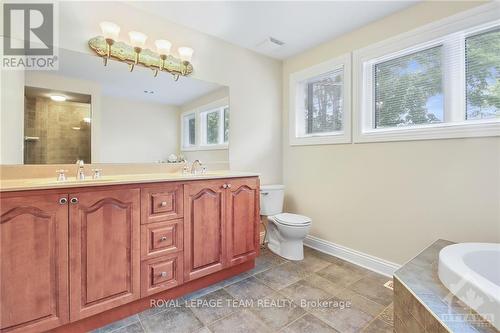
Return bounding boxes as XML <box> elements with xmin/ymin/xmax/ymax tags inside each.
<box><xmin>260</xmin><ymin>185</ymin><xmax>312</xmax><ymax>260</ymax></box>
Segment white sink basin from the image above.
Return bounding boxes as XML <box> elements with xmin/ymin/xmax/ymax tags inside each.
<box><xmin>438</xmin><ymin>243</ymin><xmax>500</xmax><ymax>330</ymax></box>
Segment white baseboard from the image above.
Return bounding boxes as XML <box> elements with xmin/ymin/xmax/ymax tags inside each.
<box><xmin>303</xmin><ymin>235</ymin><xmax>400</xmax><ymax>277</ymax></box>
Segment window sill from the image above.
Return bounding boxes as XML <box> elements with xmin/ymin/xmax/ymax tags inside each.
<box><xmin>181</xmin><ymin>144</ymin><xmax>229</xmax><ymax>152</ymax></box>
<box><xmin>354</xmin><ymin>120</ymin><xmax>500</xmax><ymax>143</ymax></box>
<box><xmin>290</xmin><ymin>132</ymin><xmax>351</xmax><ymax>146</ymax></box>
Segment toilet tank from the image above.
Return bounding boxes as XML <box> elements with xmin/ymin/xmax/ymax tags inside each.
<box><xmin>260</xmin><ymin>185</ymin><xmax>285</xmax><ymax>216</ymax></box>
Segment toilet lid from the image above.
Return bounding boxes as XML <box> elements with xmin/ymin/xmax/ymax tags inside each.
<box><xmin>274</xmin><ymin>213</ymin><xmax>312</xmax><ymax>226</ymax></box>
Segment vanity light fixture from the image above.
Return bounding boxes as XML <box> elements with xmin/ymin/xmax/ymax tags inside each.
<box><xmin>50</xmin><ymin>95</ymin><xmax>66</xmax><ymax>102</ymax></box>
<box><xmin>154</xmin><ymin>39</ymin><xmax>172</xmax><ymax>77</ymax></box>
<box><xmin>99</xmin><ymin>21</ymin><xmax>120</xmax><ymax>66</ymax></box>
<box><xmin>128</xmin><ymin>31</ymin><xmax>147</xmax><ymax>72</ymax></box>
<box><xmin>89</xmin><ymin>22</ymin><xmax>193</xmax><ymax>80</ymax></box>
<box><xmin>178</xmin><ymin>47</ymin><xmax>194</xmax><ymax>76</ymax></box>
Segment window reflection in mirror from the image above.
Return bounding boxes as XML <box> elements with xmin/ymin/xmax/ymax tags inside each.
<box><xmin>24</xmin><ymin>87</ymin><xmax>91</xmax><ymax>164</ymax></box>
<box><xmin>181</xmin><ymin>95</ymin><xmax>229</xmax><ymax>151</ymax></box>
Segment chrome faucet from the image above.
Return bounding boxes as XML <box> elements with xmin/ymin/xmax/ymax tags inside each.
<box><xmin>190</xmin><ymin>159</ymin><xmax>203</xmax><ymax>175</ymax></box>
<box><xmin>56</xmin><ymin>169</ymin><xmax>68</xmax><ymax>182</ymax></box>
<box><xmin>76</xmin><ymin>160</ymin><xmax>85</xmax><ymax>180</ymax></box>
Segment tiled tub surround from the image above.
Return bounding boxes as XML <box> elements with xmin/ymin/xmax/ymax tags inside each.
<box><xmin>394</xmin><ymin>239</ymin><xmax>499</xmax><ymax>333</ymax></box>
<box><xmin>92</xmin><ymin>247</ymin><xmax>394</xmax><ymax>333</ymax></box>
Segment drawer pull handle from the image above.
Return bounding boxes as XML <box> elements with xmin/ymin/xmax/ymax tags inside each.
<box><xmin>159</xmin><ymin>236</ymin><xmax>168</xmax><ymax>241</ymax></box>
<box><xmin>160</xmin><ymin>201</ymin><xmax>168</xmax><ymax>207</ymax></box>
<box><xmin>70</xmin><ymin>197</ymin><xmax>79</xmax><ymax>204</ymax></box>
<box><xmin>59</xmin><ymin>197</ymin><xmax>68</xmax><ymax>205</ymax></box>
<box><xmin>160</xmin><ymin>272</ymin><xmax>168</xmax><ymax>278</ymax></box>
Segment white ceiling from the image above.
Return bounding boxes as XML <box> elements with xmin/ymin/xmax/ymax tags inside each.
<box><xmin>128</xmin><ymin>1</ymin><xmax>418</xmax><ymax>59</ymax></box>
<box><xmin>32</xmin><ymin>48</ymin><xmax>222</xmax><ymax>106</ymax></box>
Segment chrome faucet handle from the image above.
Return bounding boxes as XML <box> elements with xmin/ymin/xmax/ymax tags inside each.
<box><xmin>56</xmin><ymin>169</ymin><xmax>68</xmax><ymax>182</ymax></box>
<box><xmin>190</xmin><ymin>159</ymin><xmax>203</xmax><ymax>175</ymax></box>
<box><xmin>91</xmin><ymin>168</ymin><xmax>103</xmax><ymax>179</ymax></box>
<box><xmin>201</xmin><ymin>166</ymin><xmax>208</xmax><ymax>174</ymax></box>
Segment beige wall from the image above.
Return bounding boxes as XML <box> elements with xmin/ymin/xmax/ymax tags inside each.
<box><xmin>100</xmin><ymin>96</ymin><xmax>179</xmax><ymax>163</ymax></box>
<box><xmin>283</xmin><ymin>1</ymin><xmax>500</xmax><ymax>264</ymax></box>
<box><xmin>56</xmin><ymin>1</ymin><xmax>282</xmax><ymax>184</ymax></box>
<box><xmin>0</xmin><ymin>70</ymin><xmax>24</xmax><ymax>164</ymax></box>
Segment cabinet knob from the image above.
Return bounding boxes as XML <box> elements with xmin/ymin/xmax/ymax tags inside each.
<box><xmin>159</xmin><ymin>236</ymin><xmax>168</xmax><ymax>242</ymax></box>
<box><xmin>59</xmin><ymin>197</ymin><xmax>68</xmax><ymax>205</ymax></box>
<box><xmin>70</xmin><ymin>197</ymin><xmax>79</xmax><ymax>204</ymax></box>
<box><xmin>222</xmin><ymin>184</ymin><xmax>228</xmax><ymax>189</ymax></box>
<box><xmin>160</xmin><ymin>272</ymin><xmax>168</xmax><ymax>278</ymax></box>
<box><xmin>160</xmin><ymin>201</ymin><xmax>168</xmax><ymax>207</ymax></box>
<box><xmin>227</xmin><ymin>184</ymin><xmax>232</xmax><ymax>189</ymax></box>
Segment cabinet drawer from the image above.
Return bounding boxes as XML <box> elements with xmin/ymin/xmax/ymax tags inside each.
<box><xmin>152</xmin><ymin>193</ymin><xmax>175</xmax><ymax>214</ymax></box>
<box><xmin>141</xmin><ymin>183</ymin><xmax>183</xmax><ymax>224</ymax></box>
<box><xmin>141</xmin><ymin>219</ymin><xmax>183</xmax><ymax>259</ymax></box>
<box><xmin>141</xmin><ymin>253</ymin><xmax>183</xmax><ymax>297</ymax></box>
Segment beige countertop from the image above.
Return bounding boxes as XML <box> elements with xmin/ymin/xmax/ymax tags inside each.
<box><xmin>0</xmin><ymin>171</ymin><xmax>260</xmax><ymax>192</ymax></box>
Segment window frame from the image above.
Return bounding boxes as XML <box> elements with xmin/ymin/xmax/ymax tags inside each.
<box><xmin>180</xmin><ymin>97</ymin><xmax>229</xmax><ymax>152</ymax></box>
<box><xmin>180</xmin><ymin>111</ymin><xmax>197</xmax><ymax>149</ymax></box>
<box><xmin>289</xmin><ymin>53</ymin><xmax>351</xmax><ymax>146</ymax></box>
<box><xmin>353</xmin><ymin>3</ymin><xmax>500</xmax><ymax>143</ymax></box>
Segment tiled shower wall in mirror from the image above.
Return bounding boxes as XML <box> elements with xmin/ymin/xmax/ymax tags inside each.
<box><xmin>24</xmin><ymin>95</ymin><xmax>91</xmax><ymax>164</ymax></box>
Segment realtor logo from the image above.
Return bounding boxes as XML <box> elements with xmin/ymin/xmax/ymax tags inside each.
<box><xmin>2</xmin><ymin>2</ymin><xmax>58</xmax><ymax>69</ymax></box>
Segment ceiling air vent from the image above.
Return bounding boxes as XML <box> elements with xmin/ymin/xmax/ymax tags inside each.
<box><xmin>256</xmin><ymin>37</ymin><xmax>285</xmax><ymax>52</ymax></box>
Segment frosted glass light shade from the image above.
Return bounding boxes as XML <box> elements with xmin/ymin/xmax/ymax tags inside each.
<box><xmin>99</xmin><ymin>21</ymin><xmax>120</xmax><ymax>40</ymax></box>
<box><xmin>155</xmin><ymin>39</ymin><xmax>172</xmax><ymax>55</ymax></box>
<box><xmin>178</xmin><ymin>47</ymin><xmax>194</xmax><ymax>62</ymax></box>
<box><xmin>129</xmin><ymin>31</ymin><xmax>148</xmax><ymax>48</ymax></box>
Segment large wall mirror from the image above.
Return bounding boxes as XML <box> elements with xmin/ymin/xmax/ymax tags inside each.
<box><xmin>0</xmin><ymin>48</ymin><xmax>229</xmax><ymax>165</ymax></box>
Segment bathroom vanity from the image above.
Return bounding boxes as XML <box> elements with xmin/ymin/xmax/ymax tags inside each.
<box><xmin>0</xmin><ymin>38</ymin><xmax>250</xmax><ymax>333</ymax></box>
<box><xmin>0</xmin><ymin>173</ymin><xmax>260</xmax><ymax>333</ymax></box>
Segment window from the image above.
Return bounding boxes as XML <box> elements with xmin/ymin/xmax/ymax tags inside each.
<box><xmin>465</xmin><ymin>29</ymin><xmax>500</xmax><ymax>120</ymax></box>
<box><xmin>289</xmin><ymin>54</ymin><xmax>351</xmax><ymax>145</ymax></box>
<box><xmin>182</xmin><ymin>112</ymin><xmax>196</xmax><ymax>148</ymax></box>
<box><xmin>180</xmin><ymin>98</ymin><xmax>229</xmax><ymax>151</ymax></box>
<box><xmin>305</xmin><ymin>69</ymin><xmax>344</xmax><ymax>134</ymax></box>
<box><xmin>374</xmin><ymin>46</ymin><xmax>444</xmax><ymax>128</ymax></box>
<box><xmin>200</xmin><ymin>106</ymin><xmax>228</xmax><ymax>146</ymax></box>
<box><xmin>353</xmin><ymin>4</ymin><xmax>500</xmax><ymax>142</ymax></box>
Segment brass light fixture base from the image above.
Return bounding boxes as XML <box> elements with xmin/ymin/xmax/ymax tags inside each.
<box><xmin>88</xmin><ymin>36</ymin><xmax>193</xmax><ymax>78</ymax></box>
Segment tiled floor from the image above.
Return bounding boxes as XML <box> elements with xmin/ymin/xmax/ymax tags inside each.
<box><xmin>93</xmin><ymin>247</ymin><xmax>394</xmax><ymax>333</ymax></box>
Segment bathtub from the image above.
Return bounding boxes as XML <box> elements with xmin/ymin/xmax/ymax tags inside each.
<box><xmin>438</xmin><ymin>243</ymin><xmax>500</xmax><ymax>330</ymax></box>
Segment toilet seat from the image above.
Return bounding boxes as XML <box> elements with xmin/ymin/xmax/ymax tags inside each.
<box><xmin>273</xmin><ymin>213</ymin><xmax>312</xmax><ymax>227</ymax></box>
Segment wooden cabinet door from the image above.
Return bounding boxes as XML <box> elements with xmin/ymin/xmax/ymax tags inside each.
<box><xmin>69</xmin><ymin>188</ymin><xmax>140</xmax><ymax>321</ymax></box>
<box><xmin>226</xmin><ymin>178</ymin><xmax>260</xmax><ymax>266</ymax></box>
<box><xmin>0</xmin><ymin>193</ymin><xmax>69</xmax><ymax>333</ymax></box>
<box><xmin>184</xmin><ymin>180</ymin><xmax>226</xmax><ymax>281</ymax></box>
